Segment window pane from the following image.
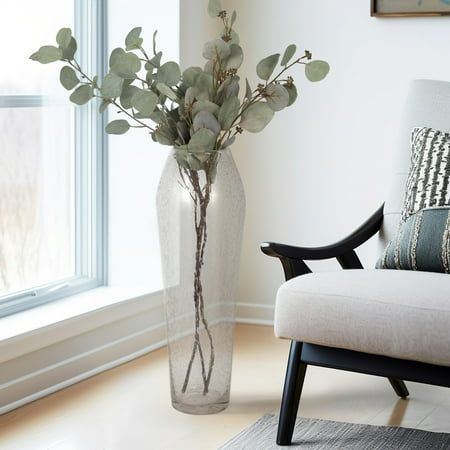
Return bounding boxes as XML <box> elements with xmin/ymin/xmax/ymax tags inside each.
<box><xmin>0</xmin><ymin>106</ymin><xmax>75</xmax><ymax>295</ymax></box>
<box><xmin>0</xmin><ymin>1</ymin><xmax>73</xmax><ymax>95</ymax></box>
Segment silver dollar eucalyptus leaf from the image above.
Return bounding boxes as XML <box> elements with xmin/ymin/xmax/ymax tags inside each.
<box><xmin>218</xmin><ymin>96</ymin><xmax>240</xmax><ymax>129</ymax></box>
<box><xmin>281</xmin><ymin>44</ymin><xmax>296</xmax><ymax>66</ymax></box>
<box><xmin>203</xmin><ymin>39</ymin><xmax>230</xmax><ymax>61</ymax></box>
<box><xmin>69</xmin><ymin>84</ymin><xmax>94</xmax><ymax>105</ymax></box>
<box><xmin>194</xmin><ymin>72</ymin><xmax>214</xmax><ymax>101</ymax></box>
<box><xmin>109</xmin><ymin>48</ymin><xmax>141</xmax><ymax>78</ymax></box>
<box><xmin>305</xmin><ymin>60</ymin><xmax>330</xmax><ymax>82</ymax></box>
<box><xmin>221</xmin><ymin>135</ymin><xmax>236</xmax><ymax>149</ymax></box>
<box><xmin>184</xmin><ymin>87</ymin><xmax>196</xmax><ymax>108</ymax></box>
<box><xmin>125</xmin><ymin>27</ymin><xmax>143</xmax><ymax>51</ymax></box>
<box><xmin>56</xmin><ymin>28</ymin><xmax>72</xmax><ymax>49</ymax></box>
<box><xmin>154</xmin><ymin>126</ymin><xmax>175</xmax><ymax>146</ymax></box>
<box><xmin>192</xmin><ymin>100</ymin><xmax>219</xmax><ymax>117</ymax></box>
<box><xmin>98</xmin><ymin>99</ymin><xmax>110</xmax><ymax>114</ymax></box>
<box><xmin>222</xmin><ymin>29</ymin><xmax>240</xmax><ymax>45</ymax></box>
<box><xmin>105</xmin><ymin>119</ymin><xmax>130</xmax><ymax>135</ymax></box>
<box><xmin>188</xmin><ymin>128</ymin><xmax>216</xmax><ymax>151</ymax></box>
<box><xmin>240</xmin><ymin>102</ymin><xmax>274</xmax><ymax>133</ymax></box>
<box><xmin>176</xmin><ymin>121</ymin><xmax>190</xmax><ymax>144</ymax></box>
<box><xmin>208</xmin><ymin>0</ymin><xmax>222</xmax><ymax>17</ymax></box>
<box><xmin>231</xmin><ymin>10</ymin><xmax>237</xmax><ymax>26</ymax></box>
<box><xmin>156</xmin><ymin>82</ymin><xmax>179</xmax><ymax>101</ymax></box>
<box><xmin>256</xmin><ymin>53</ymin><xmax>280</xmax><ymax>81</ymax></box>
<box><xmin>146</xmin><ymin>51</ymin><xmax>162</xmax><ymax>69</ymax></box>
<box><xmin>59</xmin><ymin>66</ymin><xmax>79</xmax><ymax>90</ymax></box>
<box><xmin>131</xmin><ymin>89</ymin><xmax>159</xmax><ymax>115</ymax></box>
<box><xmin>204</xmin><ymin>60</ymin><xmax>214</xmax><ymax>75</ymax></box>
<box><xmin>224</xmin><ymin>44</ymin><xmax>243</xmax><ymax>70</ymax></box>
<box><xmin>120</xmin><ymin>84</ymin><xmax>139</xmax><ymax>109</ymax></box>
<box><xmin>29</xmin><ymin>46</ymin><xmax>63</xmax><ymax>64</ymax></box>
<box><xmin>265</xmin><ymin>84</ymin><xmax>289</xmax><ymax>112</ymax></box>
<box><xmin>183</xmin><ymin>67</ymin><xmax>202</xmax><ymax>87</ymax></box>
<box><xmin>284</xmin><ymin>84</ymin><xmax>298</xmax><ymax>106</ymax></box>
<box><xmin>62</xmin><ymin>38</ymin><xmax>77</xmax><ymax>60</ymax></box>
<box><xmin>157</xmin><ymin>61</ymin><xmax>181</xmax><ymax>86</ymax></box>
<box><xmin>100</xmin><ymin>72</ymin><xmax>124</xmax><ymax>98</ymax></box>
<box><xmin>193</xmin><ymin>110</ymin><xmax>221</xmax><ymax>136</ymax></box>
<box><xmin>245</xmin><ymin>78</ymin><xmax>252</xmax><ymax>102</ymax></box>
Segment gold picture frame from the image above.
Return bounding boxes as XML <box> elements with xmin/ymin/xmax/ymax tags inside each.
<box><xmin>371</xmin><ymin>0</ymin><xmax>450</xmax><ymax>16</ymax></box>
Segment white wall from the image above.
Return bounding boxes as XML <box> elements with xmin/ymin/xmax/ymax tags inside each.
<box><xmin>220</xmin><ymin>0</ymin><xmax>450</xmax><ymax>314</ymax></box>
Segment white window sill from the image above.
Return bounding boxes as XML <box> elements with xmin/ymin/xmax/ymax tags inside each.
<box><xmin>0</xmin><ymin>286</ymin><xmax>165</xmax><ymax>364</ymax></box>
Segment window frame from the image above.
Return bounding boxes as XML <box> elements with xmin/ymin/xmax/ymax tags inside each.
<box><xmin>0</xmin><ymin>0</ymin><xmax>108</xmax><ymax>317</ymax></box>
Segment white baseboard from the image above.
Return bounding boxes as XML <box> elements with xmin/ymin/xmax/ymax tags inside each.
<box><xmin>0</xmin><ymin>297</ymin><xmax>272</xmax><ymax>415</ymax></box>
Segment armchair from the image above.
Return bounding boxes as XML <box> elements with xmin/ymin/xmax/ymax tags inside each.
<box><xmin>261</xmin><ymin>80</ymin><xmax>450</xmax><ymax>446</ymax></box>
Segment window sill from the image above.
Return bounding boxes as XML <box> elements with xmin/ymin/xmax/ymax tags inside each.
<box><xmin>0</xmin><ymin>286</ymin><xmax>166</xmax><ymax>414</ymax></box>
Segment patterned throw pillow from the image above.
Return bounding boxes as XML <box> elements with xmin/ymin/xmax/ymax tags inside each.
<box><xmin>377</xmin><ymin>126</ymin><xmax>450</xmax><ymax>273</ymax></box>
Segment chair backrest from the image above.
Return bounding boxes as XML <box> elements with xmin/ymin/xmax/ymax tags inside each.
<box><xmin>379</xmin><ymin>79</ymin><xmax>450</xmax><ymax>249</ymax></box>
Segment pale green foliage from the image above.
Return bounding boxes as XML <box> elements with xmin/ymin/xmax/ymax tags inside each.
<box><xmin>305</xmin><ymin>60</ymin><xmax>330</xmax><ymax>82</ymax></box>
<box><xmin>30</xmin><ymin>0</ymin><xmax>329</xmax><ymax>173</ymax></box>
<box><xmin>60</xmin><ymin>66</ymin><xmax>79</xmax><ymax>90</ymax></box>
<box><xmin>106</xmin><ymin>119</ymin><xmax>130</xmax><ymax>134</ymax></box>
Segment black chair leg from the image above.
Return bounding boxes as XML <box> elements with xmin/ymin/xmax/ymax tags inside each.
<box><xmin>277</xmin><ymin>341</ymin><xmax>307</xmax><ymax>446</ymax></box>
<box><xmin>389</xmin><ymin>378</ymin><xmax>409</xmax><ymax>399</ymax></box>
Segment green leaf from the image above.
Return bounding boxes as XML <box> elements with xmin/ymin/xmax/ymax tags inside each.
<box><xmin>56</xmin><ymin>28</ymin><xmax>72</xmax><ymax>49</ymax></box>
<box><xmin>193</xmin><ymin>110</ymin><xmax>221</xmax><ymax>136</ymax></box>
<box><xmin>192</xmin><ymin>100</ymin><xmax>219</xmax><ymax>118</ymax></box>
<box><xmin>222</xmin><ymin>29</ymin><xmax>240</xmax><ymax>45</ymax></box>
<box><xmin>61</xmin><ymin>38</ymin><xmax>77</xmax><ymax>60</ymax></box>
<box><xmin>29</xmin><ymin>46</ymin><xmax>62</xmax><ymax>64</ymax></box>
<box><xmin>281</xmin><ymin>44</ymin><xmax>296</xmax><ymax>66</ymax></box>
<box><xmin>256</xmin><ymin>53</ymin><xmax>280</xmax><ymax>81</ymax></box>
<box><xmin>154</xmin><ymin>126</ymin><xmax>174</xmax><ymax>146</ymax></box>
<box><xmin>183</xmin><ymin>67</ymin><xmax>202</xmax><ymax>87</ymax></box>
<box><xmin>231</xmin><ymin>10</ymin><xmax>237</xmax><ymax>26</ymax></box>
<box><xmin>285</xmin><ymin>84</ymin><xmax>298</xmax><ymax>106</ymax></box>
<box><xmin>59</xmin><ymin>66</ymin><xmax>79</xmax><ymax>90</ymax></box>
<box><xmin>240</xmin><ymin>102</ymin><xmax>274</xmax><ymax>133</ymax></box>
<box><xmin>152</xmin><ymin>30</ymin><xmax>158</xmax><ymax>55</ymax></box>
<box><xmin>194</xmin><ymin>73</ymin><xmax>214</xmax><ymax>101</ymax></box>
<box><xmin>244</xmin><ymin>79</ymin><xmax>252</xmax><ymax>103</ymax></box>
<box><xmin>224</xmin><ymin>44</ymin><xmax>243</xmax><ymax>70</ymax></box>
<box><xmin>105</xmin><ymin>119</ymin><xmax>130</xmax><ymax>135</ymax></box>
<box><xmin>188</xmin><ymin>128</ymin><xmax>216</xmax><ymax>151</ymax></box>
<box><xmin>305</xmin><ymin>60</ymin><xmax>330</xmax><ymax>82</ymax></box>
<box><xmin>156</xmin><ymin>82</ymin><xmax>178</xmax><ymax>101</ymax></box>
<box><xmin>203</xmin><ymin>39</ymin><xmax>230</xmax><ymax>61</ymax></box>
<box><xmin>130</xmin><ymin>89</ymin><xmax>158</xmax><ymax>115</ymax></box>
<box><xmin>218</xmin><ymin>96</ymin><xmax>240</xmax><ymax>129</ymax></box>
<box><xmin>146</xmin><ymin>51</ymin><xmax>162</xmax><ymax>69</ymax></box>
<box><xmin>109</xmin><ymin>48</ymin><xmax>141</xmax><ymax>78</ymax></box>
<box><xmin>265</xmin><ymin>84</ymin><xmax>289</xmax><ymax>112</ymax></box>
<box><xmin>208</xmin><ymin>0</ymin><xmax>222</xmax><ymax>17</ymax></box>
<box><xmin>69</xmin><ymin>84</ymin><xmax>94</xmax><ymax>105</ymax></box>
<box><xmin>156</xmin><ymin>61</ymin><xmax>181</xmax><ymax>86</ymax></box>
<box><xmin>98</xmin><ymin>99</ymin><xmax>110</xmax><ymax>114</ymax></box>
<box><xmin>120</xmin><ymin>84</ymin><xmax>139</xmax><ymax>109</ymax></box>
<box><xmin>125</xmin><ymin>27</ymin><xmax>143</xmax><ymax>51</ymax></box>
<box><xmin>100</xmin><ymin>72</ymin><xmax>124</xmax><ymax>98</ymax></box>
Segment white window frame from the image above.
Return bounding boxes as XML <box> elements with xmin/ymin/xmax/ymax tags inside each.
<box><xmin>0</xmin><ymin>0</ymin><xmax>108</xmax><ymax>317</ymax></box>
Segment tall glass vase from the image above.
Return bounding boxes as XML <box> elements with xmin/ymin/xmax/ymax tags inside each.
<box><xmin>156</xmin><ymin>147</ymin><xmax>245</xmax><ymax>415</ymax></box>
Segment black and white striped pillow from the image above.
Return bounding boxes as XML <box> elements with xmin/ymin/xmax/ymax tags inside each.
<box><xmin>402</xmin><ymin>126</ymin><xmax>450</xmax><ymax>222</ymax></box>
<box><xmin>377</xmin><ymin>126</ymin><xmax>450</xmax><ymax>273</ymax></box>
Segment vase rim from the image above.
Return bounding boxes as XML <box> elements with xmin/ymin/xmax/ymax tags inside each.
<box><xmin>171</xmin><ymin>146</ymin><xmax>230</xmax><ymax>155</ymax></box>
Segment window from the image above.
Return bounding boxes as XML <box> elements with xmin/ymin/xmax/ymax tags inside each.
<box><xmin>0</xmin><ymin>1</ymin><xmax>107</xmax><ymax>317</ymax></box>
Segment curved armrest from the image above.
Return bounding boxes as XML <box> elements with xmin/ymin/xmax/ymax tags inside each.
<box><xmin>261</xmin><ymin>204</ymin><xmax>384</xmax><ymax>262</ymax></box>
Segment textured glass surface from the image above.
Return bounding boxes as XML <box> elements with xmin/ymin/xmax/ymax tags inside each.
<box><xmin>0</xmin><ymin>106</ymin><xmax>75</xmax><ymax>295</ymax></box>
<box><xmin>157</xmin><ymin>148</ymin><xmax>245</xmax><ymax>414</ymax></box>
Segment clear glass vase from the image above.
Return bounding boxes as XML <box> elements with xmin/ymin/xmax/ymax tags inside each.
<box><xmin>156</xmin><ymin>147</ymin><xmax>245</xmax><ymax>414</ymax></box>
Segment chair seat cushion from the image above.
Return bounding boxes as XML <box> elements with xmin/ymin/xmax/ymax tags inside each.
<box><xmin>275</xmin><ymin>269</ymin><xmax>450</xmax><ymax>367</ymax></box>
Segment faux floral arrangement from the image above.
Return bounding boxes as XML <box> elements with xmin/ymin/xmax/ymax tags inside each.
<box><xmin>30</xmin><ymin>0</ymin><xmax>329</xmax><ymax>409</ymax></box>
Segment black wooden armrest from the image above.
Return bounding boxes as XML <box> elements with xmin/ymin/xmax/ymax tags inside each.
<box><xmin>261</xmin><ymin>204</ymin><xmax>384</xmax><ymax>280</ymax></box>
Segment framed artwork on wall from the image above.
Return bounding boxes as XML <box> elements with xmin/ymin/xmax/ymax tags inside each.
<box><xmin>371</xmin><ymin>0</ymin><xmax>450</xmax><ymax>16</ymax></box>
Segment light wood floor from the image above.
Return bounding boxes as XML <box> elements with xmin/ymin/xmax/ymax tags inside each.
<box><xmin>1</xmin><ymin>324</ymin><xmax>450</xmax><ymax>449</ymax></box>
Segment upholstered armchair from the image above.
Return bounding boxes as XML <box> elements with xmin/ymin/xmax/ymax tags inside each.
<box><xmin>261</xmin><ymin>79</ymin><xmax>450</xmax><ymax>446</ymax></box>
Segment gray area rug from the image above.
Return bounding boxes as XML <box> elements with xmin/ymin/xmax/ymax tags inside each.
<box><xmin>219</xmin><ymin>414</ymin><xmax>450</xmax><ymax>449</ymax></box>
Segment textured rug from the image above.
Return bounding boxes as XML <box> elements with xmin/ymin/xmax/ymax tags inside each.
<box><xmin>219</xmin><ymin>414</ymin><xmax>450</xmax><ymax>449</ymax></box>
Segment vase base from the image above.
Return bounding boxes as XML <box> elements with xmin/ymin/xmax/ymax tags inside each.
<box><xmin>172</xmin><ymin>390</ymin><xmax>229</xmax><ymax>415</ymax></box>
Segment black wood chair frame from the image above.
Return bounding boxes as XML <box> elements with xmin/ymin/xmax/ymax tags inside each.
<box><xmin>261</xmin><ymin>204</ymin><xmax>450</xmax><ymax>446</ymax></box>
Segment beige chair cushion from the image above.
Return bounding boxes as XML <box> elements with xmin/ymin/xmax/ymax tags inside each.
<box><xmin>275</xmin><ymin>269</ymin><xmax>450</xmax><ymax>367</ymax></box>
